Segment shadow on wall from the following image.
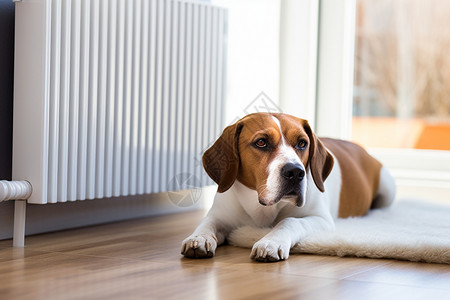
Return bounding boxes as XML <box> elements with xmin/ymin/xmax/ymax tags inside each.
<box><xmin>0</xmin><ymin>0</ymin><xmax>14</xmax><ymax>180</ymax></box>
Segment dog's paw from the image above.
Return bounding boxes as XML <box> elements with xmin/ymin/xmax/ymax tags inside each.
<box><xmin>181</xmin><ymin>234</ymin><xmax>218</xmax><ymax>259</ymax></box>
<box><xmin>250</xmin><ymin>239</ymin><xmax>290</xmax><ymax>262</ymax></box>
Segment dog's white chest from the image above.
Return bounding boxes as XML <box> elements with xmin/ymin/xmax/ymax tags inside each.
<box><xmin>231</xmin><ymin>181</ymin><xmax>289</xmax><ymax>227</ymax></box>
<box><xmin>244</xmin><ymin>204</ymin><xmax>281</xmax><ymax>227</ymax></box>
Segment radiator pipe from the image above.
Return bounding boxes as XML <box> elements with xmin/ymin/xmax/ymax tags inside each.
<box><xmin>0</xmin><ymin>180</ymin><xmax>32</xmax><ymax>202</ymax></box>
<box><xmin>0</xmin><ymin>180</ymin><xmax>31</xmax><ymax>247</ymax></box>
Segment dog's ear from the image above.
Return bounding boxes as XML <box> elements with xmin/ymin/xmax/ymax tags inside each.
<box><xmin>202</xmin><ymin>122</ymin><xmax>242</xmax><ymax>193</ymax></box>
<box><xmin>303</xmin><ymin>121</ymin><xmax>334</xmax><ymax>192</ymax></box>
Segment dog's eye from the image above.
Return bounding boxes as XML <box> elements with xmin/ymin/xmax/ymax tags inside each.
<box><xmin>296</xmin><ymin>139</ymin><xmax>308</xmax><ymax>150</ymax></box>
<box><xmin>255</xmin><ymin>139</ymin><xmax>268</xmax><ymax>148</ymax></box>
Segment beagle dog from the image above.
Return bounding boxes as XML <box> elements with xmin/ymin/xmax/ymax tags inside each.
<box><xmin>181</xmin><ymin>113</ymin><xmax>396</xmax><ymax>262</ymax></box>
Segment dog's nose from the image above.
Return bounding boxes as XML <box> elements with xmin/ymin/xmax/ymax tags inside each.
<box><xmin>281</xmin><ymin>163</ymin><xmax>305</xmax><ymax>182</ymax></box>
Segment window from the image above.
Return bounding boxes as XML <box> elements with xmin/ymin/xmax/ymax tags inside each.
<box><xmin>316</xmin><ymin>0</ymin><xmax>450</xmax><ymax>203</ymax></box>
<box><xmin>353</xmin><ymin>0</ymin><xmax>450</xmax><ymax>151</ymax></box>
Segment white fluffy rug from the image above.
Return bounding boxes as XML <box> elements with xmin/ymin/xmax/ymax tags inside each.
<box><xmin>228</xmin><ymin>200</ymin><xmax>450</xmax><ymax>264</ymax></box>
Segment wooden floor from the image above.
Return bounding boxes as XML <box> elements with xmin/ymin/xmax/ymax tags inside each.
<box><xmin>0</xmin><ymin>210</ymin><xmax>449</xmax><ymax>300</ymax></box>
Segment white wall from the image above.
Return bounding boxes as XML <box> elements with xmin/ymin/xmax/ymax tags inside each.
<box><xmin>212</xmin><ymin>0</ymin><xmax>281</xmax><ymax>123</ymax></box>
<box><xmin>213</xmin><ymin>0</ymin><xmax>321</xmax><ymax>127</ymax></box>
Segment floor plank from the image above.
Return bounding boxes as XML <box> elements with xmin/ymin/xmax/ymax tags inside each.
<box><xmin>0</xmin><ymin>210</ymin><xmax>449</xmax><ymax>300</ymax></box>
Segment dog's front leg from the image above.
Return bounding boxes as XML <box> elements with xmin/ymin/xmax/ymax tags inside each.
<box><xmin>181</xmin><ymin>189</ymin><xmax>243</xmax><ymax>258</ymax></box>
<box><xmin>181</xmin><ymin>215</ymin><xmax>227</xmax><ymax>259</ymax></box>
<box><xmin>251</xmin><ymin>215</ymin><xmax>334</xmax><ymax>262</ymax></box>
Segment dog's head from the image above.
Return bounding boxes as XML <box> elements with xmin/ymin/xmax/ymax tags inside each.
<box><xmin>202</xmin><ymin>113</ymin><xmax>334</xmax><ymax>207</ymax></box>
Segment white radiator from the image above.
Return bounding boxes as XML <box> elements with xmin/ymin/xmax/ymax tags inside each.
<box><xmin>12</xmin><ymin>0</ymin><xmax>227</xmax><ymax>204</ymax></box>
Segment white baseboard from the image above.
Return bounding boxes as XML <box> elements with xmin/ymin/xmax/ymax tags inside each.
<box><xmin>0</xmin><ymin>186</ymin><xmax>216</xmax><ymax>241</ymax></box>
<box><xmin>2</xmin><ymin>180</ymin><xmax>443</xmax><ymax>241</ymax></box>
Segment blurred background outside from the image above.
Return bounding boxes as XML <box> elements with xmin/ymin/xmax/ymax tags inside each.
<box><xmin>352</xmin><ymin>0</ymin><xmax>450</xmax><ymax>150</ymax></box>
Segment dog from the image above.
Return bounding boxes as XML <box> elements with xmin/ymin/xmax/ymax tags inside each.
<box><xmin>181</xmin><ymin>113</ymin><xmax>396</xmax><ymax>262</ymax></box>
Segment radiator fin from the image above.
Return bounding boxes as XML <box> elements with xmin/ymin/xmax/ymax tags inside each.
<box><xmin>13</xmin><ymin>0</ymin><xmax>227</xmax><ymax>204</ymax></box>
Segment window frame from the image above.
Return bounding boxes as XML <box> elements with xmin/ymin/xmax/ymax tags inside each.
<box><xmin>315</xmin><ymin>0</ymin><xmax>450</xmax><ymax>200</ymax></box>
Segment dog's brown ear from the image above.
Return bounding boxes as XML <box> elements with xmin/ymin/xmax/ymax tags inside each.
<box><xmin>303</xmin><ymin>121</ymin><xmax>334</xmax><ymax>192</ymax></box>
<box><xmin>202</xmin><ymin>123</ymin><xmax>242</xmax><ymax>193</ymax></box>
